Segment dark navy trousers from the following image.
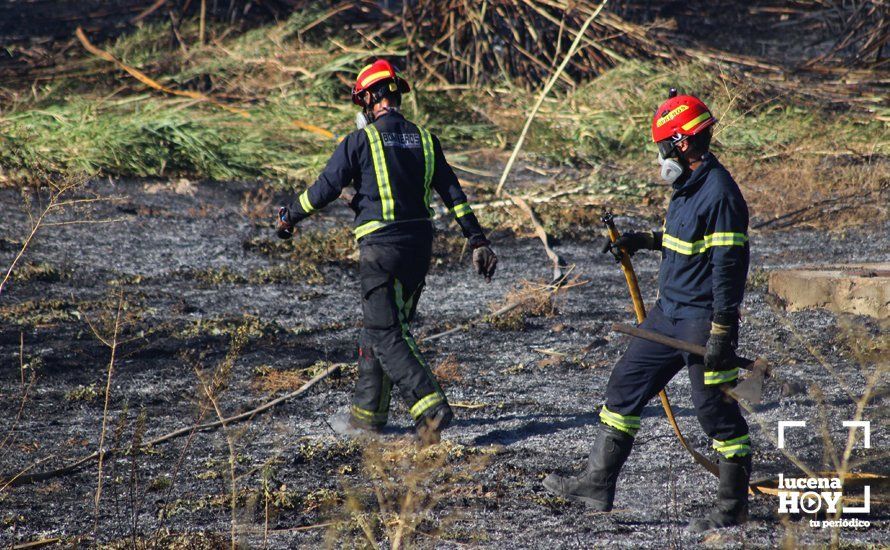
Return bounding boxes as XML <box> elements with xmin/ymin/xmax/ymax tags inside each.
<box><xmin>351</xmin><ymin>240</ymin><xmax>449</xmax><ymax>428</ymax></box>
<box><xmin>600</xmin><ymin>302</ymin><xmax>750</xmax><ymax>458</ymax></box>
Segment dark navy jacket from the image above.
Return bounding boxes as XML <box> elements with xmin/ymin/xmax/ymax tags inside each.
<box><xmin>656</xmin><ymin>153</ymin><xmax>749</xmax><ymax>319</ymax></box>
<box><xmin>285</xmin><ymin>111</ymin><xmax>487</xmax><ymax>246</ymax></box>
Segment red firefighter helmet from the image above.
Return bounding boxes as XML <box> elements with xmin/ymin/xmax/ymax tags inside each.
<box><xmin>651</xmin><ymin>93</ymin><xmax>716</xmax><ymax>144</ymax></box>
<box><xmin>352</xmin><ymin>59</ymin><xmax>411</xmax><ymax>106</ymax></box>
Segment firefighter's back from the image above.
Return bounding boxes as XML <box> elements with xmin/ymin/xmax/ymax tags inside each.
<box><xmin>351</xmin><ymin>110</ymin><xmax>438</xmax><ymax>243</ymax></box>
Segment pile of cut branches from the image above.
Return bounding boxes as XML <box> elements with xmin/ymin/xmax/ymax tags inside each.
<box><xmin>389</xmin><ymin>0</ymin><xmax>671</xmax><ymax>88</ymax></box>
<box><xmin>803</xmin><ymin>0</ymin><xmax>888</xmax><ymax>69</ymax></box>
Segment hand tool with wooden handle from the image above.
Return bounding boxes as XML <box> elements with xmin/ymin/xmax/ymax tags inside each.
<box><xmin>601</xmin><ymin>210</ymin><xmax>719</xmax><ymax>477</ymax></box>
<box><xmin>610</xmin><ymin>322</ymin><xmax>771</xmax><ymax>404</ymax></box>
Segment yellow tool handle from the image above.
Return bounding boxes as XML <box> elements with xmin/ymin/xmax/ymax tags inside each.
<box><xmin>602</xmin><ymin>211</ymin><xmax>719</xmax><ymax>478</ymax></box>
<box><xmin>604</xmin><ymin>222</ymin><xmax>647</xmax><ymax>324</ymax></box>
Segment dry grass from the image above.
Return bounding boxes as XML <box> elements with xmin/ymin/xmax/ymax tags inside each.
<box><xmin>0</xmin><ymin>334</ymin><xmax>38</xmax><ymax>453</ymax></box>
<box><xmin>252</xmin><ymin>366</ymin><xmax>308</xmax><ymax>394</ymax></box>
<box><xmin>240</xmin><ymin>185</ymin><xmax>278</xmax><ymax>220</ymax></box>
<box><xmin>192</xmin><ymin>325</ymin><xmax>250</xmax><ymax>550</ymax></box>
<box><xmin>0</xmin><ymin>11</ymin><xmax>884</xmax><ymax>231</ymax></box>
<box><xmin>327</xmin><ymin>438</ymin><xmax>495</xmax><ymax>548</ymax></box>
<box><xmin>297</xmin><ymin>437</ymin><xmax>363</xmax><ymax>465</ymax></box>
<box><xmin>9</xmin><ymin>262</ymin><xmax>66</xmax><ymax>283</ymax></box>
<box><xmin>741</xmin><ymin>304</ymin><xmax>889</xmax><ymax>548</ymax></box>
<box><xmin>433</xmin><ymin>354</ymin><xmax>464</xmax><ymax>384</ymax></box>
<box><xmin>244</xmin><ymin>225</ymin><xmax>356</xmax><ymax>262</ymax></box>
<box><xmin>534</xmin><ymin>348</ymin><xmax>570</xmax><ymax>369</ymax></box>
<box><xmin>740</xmin><ymin>155</ymin><xmax>889</xmax><ymax>229</ymax></box>
<box><xmin>431</xmin><ymin>232</ymin><xmax>470</xmax><ymax>265</ymax></box>
<box><xmin>98</xmin><ymin>530</ymin><xmax>230</xmax><ymax>549</ymax></box>
<box><xmin>836</xmin><ymin>316</ymin><xmax>889</xmax><ymax>368</ymax></box>
<box><xmin>241</xmin><ymin>225</ymin><xmax>359</xmax><ymax>285</ymax></box>
<box><xmin>0</xmin><ymin>173</ymin><xmax>91</xmax><ymax>297</ymax></box>
<box><xmin>489</xmin><ymin>279</ymin><xmax>559</xmax><ymax>331</ymax></box>
<box><xmin>89</xmin><ymin>290</ymin><xmax>125</xmax><ymax>534</ymax></box>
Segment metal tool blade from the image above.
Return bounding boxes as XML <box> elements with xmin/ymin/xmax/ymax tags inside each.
<box><xmin>731</xmin><ymin>358</ymin><xmax>770</xmax><ymax>404</ymax></box>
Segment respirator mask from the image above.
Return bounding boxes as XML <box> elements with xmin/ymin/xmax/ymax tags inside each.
<box><xmin>355</xmin><ymin>110</ymin><xmax>372</xmax><ymax>130</ymax></box>
<box><xmin>656</xmin><ymin>137</ymin><xmax>686</xmax><ymax>185</ymax></box>
<box><xmin>354</xmin><ymin>81</ymin><xmax>400</xmax><ymax>130</ymax></box>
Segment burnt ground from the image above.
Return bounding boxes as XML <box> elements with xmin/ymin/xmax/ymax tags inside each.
<box><xmin>0</xmin><ymin>178</ymin><xmax>887</xmax><ymax>548</ymax></box>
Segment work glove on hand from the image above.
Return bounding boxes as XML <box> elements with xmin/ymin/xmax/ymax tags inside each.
<box><xmin>705</xmin><ymin>313</ymin><xmax>738</xmax><ymax>371</ymax></box>
<box><xmin>276</xmin><ymin>206</ymin><xmax>294</xmax><ymax>240</ymax></box>
<box><xmin>600</xmin><ymin>231</ymin><xmax>660</xmax><ymax>257</ymax></box>
<box><xmin>472</xmin><ymin>243</ymin><xmax>497</xmax><ymax>282</ymax></box>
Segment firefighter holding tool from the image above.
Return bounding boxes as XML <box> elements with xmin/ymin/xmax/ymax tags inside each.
<box><xmin>276</xmin><ymin>59</ymin><xmax>497</xmax><ymax>444</ymax></box>
<box><xmin>544</xmin><ymin>91</ymin><xmax>752</xmax><ymax>533</ymax></box>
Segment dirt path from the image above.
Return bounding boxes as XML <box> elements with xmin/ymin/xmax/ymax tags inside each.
<box><xmin>0</xmin><ymin>180</ymin><xmax>887</xmax><ymax>547</ymax></box>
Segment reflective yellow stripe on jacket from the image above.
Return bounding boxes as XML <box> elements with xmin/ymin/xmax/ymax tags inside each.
<box><xmin>364</xmin><ymin>125</ymin><xmax>395</xmax><ymax>222</ymax></box>
<box><xmin>298</xmin><ymin>190</ymin><xmax>314</xmax><ymax>214</ymax></box>
<box><xmin>599</xmin><ymin>406</ymin><xmax>641</xmax><ymax>436</ymax></box>
<box><xmin>662</xmin><ymin>231</ymin><xmax>748</xmax><ymax>255</ymax></box>
<box><xmin>354</xmin><ymin>220</ymin><xmax>387</xmax><ymax>240</ymax></box>
<box><xmin>704</xmin><ymin>367</ymin><xmax>740</xmax><ymax>385</ymax></box>
<box><xmin>418</xmin><ymin>126</ymin><xmax>435</xmax><ymax>215</ymax></box>
<box><xmin>712</xmin><ymin>434</ymin><xmax>751</xmax><ymax>458</ymax></box>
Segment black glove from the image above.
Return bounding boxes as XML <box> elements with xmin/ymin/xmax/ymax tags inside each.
<box><xmin>472</xmin><ymin>244</ymin><xmax>497</xmax><ymax>282</ymax></box>
<box><xmin>600</xmin><ymin>231</ymin><xmax>660</xmax><ymax>257</ymax></box>
<box><xmin>276</xmin><ymin>206</ymin><xmax>294</xmax><ymax>240</ymax></box>
<box><xmin>705</xmin><ymin>312</ymin><xmax>738</xmax><ymax>372</ymax></box>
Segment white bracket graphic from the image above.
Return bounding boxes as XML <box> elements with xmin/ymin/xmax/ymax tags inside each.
<box><xmin>844</xmin><ymin>486</ymin><xmax>871</xmax><ymax>514</ymax></box>
<box><xmin>778</xmin><ymin>420</ymin><xmax>807</xmax><ymax>449</ymax></box>
<box><xmin>842</xmin><ymin>421</ymin><xmax>871</xmax><ymax>449</ymax></box>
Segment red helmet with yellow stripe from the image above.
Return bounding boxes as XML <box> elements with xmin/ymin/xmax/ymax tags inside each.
<box><xmin>651</xmin><ymin>94</ymin><xmax>716</xmax><ymax>145</ymax></box>
<box><xmin>352</xmin><ymin>59</ymin><xmax>411</xmax><ymax>106</ymax></box>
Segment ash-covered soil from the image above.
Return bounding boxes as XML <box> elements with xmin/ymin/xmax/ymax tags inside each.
<box><xmin>0</xmin><ymin>179</ymin><xmax>887</xmax><ymax>548</ymax></box>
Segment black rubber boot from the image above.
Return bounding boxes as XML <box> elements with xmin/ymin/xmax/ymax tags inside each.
<box><xmin>687</xmin><ymin>454</ymin><xmax>752</xmax><ymax>533</ymax></box>
<box><xmin>415</xmin><ymin>403</ymin><xmax>454</xmax><ymax>446</ymax></box>
<box><xmin>542</xmin><ymin>424</ymin><xmax>634</xmax><ymax>511</ymax></box>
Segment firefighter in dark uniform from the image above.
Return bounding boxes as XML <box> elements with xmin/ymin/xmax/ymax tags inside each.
<box><xmin>544</xmin><ymin>92</ymin><xmax>752</xmax><ymax>532</ymax></box>
<box><xmin>276</xmin><ymin>60</ymin><xmax>497</xmax><ymax>443</ymax></box>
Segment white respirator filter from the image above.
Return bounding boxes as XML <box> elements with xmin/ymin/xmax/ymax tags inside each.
<box><xmin>658</xmin><ymin>154</ymin><xmax>684</xmax><ymax>184</ymax></box>
<box><xmin>355</xmin><ymin>111</ymin><xmax>370</xmax><ymax>130</ymax></box>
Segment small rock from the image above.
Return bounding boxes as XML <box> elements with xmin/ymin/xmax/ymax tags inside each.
<box><xmin>781</xmin><ymin>380</ymin><xmax>806</xmax><ymax>397</ymax></box>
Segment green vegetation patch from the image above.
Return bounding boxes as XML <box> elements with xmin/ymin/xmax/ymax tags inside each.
<box><xmin>518</xmin><ymin>60</ymin><xmax>887</xmax><ymax>166</ymax></box>
<box><xmin>175</xmin><ymin>313</ymin><xmax>285</xmax><ymax>340</ymax></box>
<box><xmin>65</xmin><ymin>383</ymin><xmax>100</xmax><ymax>402</ymax></box>
<box><xmin>0</xmin><ymin>298</ymin><xmax>87</xmax><ymax>326</ymax></box>
<box><xmin>0</xmin><ymin>12</ymin><xmax>885</xmax><ymax>227</ymax></box>
<box><xmin>242</xmin><ymin>224</ymin><xmax>356</xmax><ymax>283</ymax></box>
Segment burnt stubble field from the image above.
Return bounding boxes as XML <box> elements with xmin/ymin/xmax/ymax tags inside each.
<box><xmin>1</xmin><ymin>179</ymin><xmax>887</xmax><ymax>548</ymax></box>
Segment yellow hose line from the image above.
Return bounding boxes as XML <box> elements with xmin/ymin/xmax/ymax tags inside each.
<box><xmin>292</xmin><ymin>120</ymin><xmax>345</xmax><ymax>143</ymax></box>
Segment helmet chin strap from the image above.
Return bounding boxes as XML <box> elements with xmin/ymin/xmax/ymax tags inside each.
<box><xmin>672</xmin><ymin>132</ymin><xmax>706</xmax><ymax>164</ymax></box>
<box><xmin>356</xmin><ymin>79</ymin><xmax>402</xmax><ymax>128</ymax></box>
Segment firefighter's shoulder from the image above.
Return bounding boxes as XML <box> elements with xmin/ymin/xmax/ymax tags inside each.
<box><xmin>337</xmin><ymin>127</ymin><xmax>370</xmax><ymax>155</ymax></box>
<box><xmin>704</xmin><ymin>161</ymin><xmax>743</xmax><ymax>200</ymax></box>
